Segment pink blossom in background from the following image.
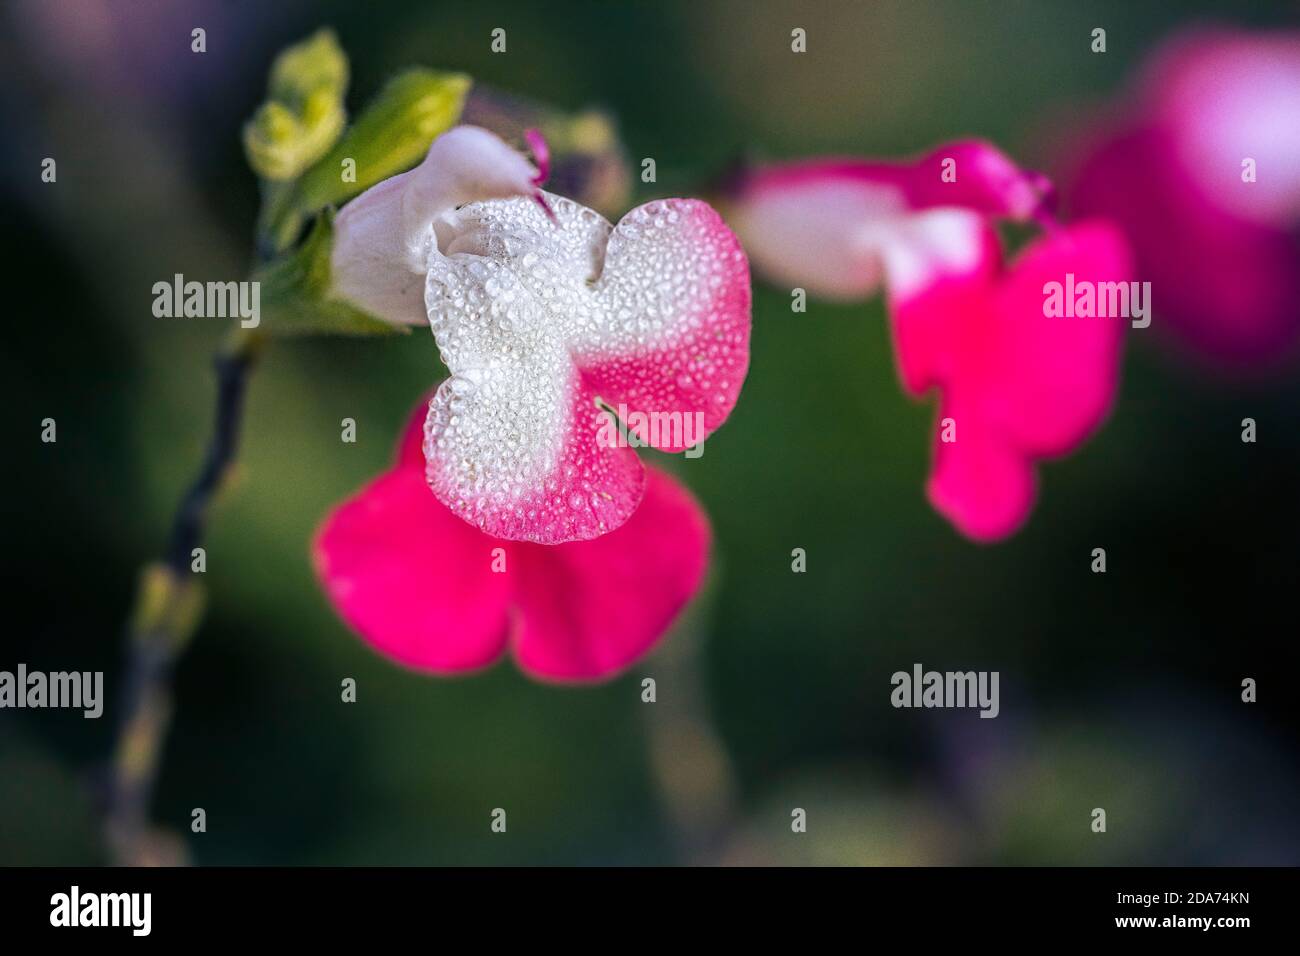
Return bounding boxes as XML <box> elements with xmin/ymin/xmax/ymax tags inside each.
<box><xmin>333</xmin><ymin>126</ymin><xmax>752</xmax><ymax>546</ymax></box>
<box><xmin>896</xmin><ymin>222</ymin><xmax>1130</xmax><ymax>541</ymax></box>
<box><xmin>726</xmin><ymin>141</ymin><xmax>1053</xmax><ymax>303</ymax></box>
<box><xmin>727</xmin><ymin>142</ymin><xmax>1130</xmax><ymax>541</ymax></box>
<box><xmin>1062</xmin><ymin>28</ymin><xmax>1300</xmax><ymax>368</ymax></box>
<box><xmin>313</xmin><ymin>393</ymin><xmax>710</xmax><ymax>682</ymax></box>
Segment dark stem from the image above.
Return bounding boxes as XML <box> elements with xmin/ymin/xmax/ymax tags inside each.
<box><xmin>103</xmin><ymin>334</ymin><xmax>261</xmax><ymax>865</ymax></box>
<box><xmin>164</xmin><ymin>347</ymin><xmax>256</xmax><ymax>573</ymax></box>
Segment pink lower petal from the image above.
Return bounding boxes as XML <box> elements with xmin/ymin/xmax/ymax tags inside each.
<box><xmin>312</xmin><ymin>469</ymin><xmax>513</xmax><ymax>674</ymax></box>
<box><xmin>512</xmin><ymin>468</ymin><xmax>710</xmax><ymax>681</ymax></box>
<box><xmin>926</xmin><ymin>402</ymin><xmax>1037</xmax><ymax>543</ymax></box>
<box><xmin>886</xmin><ymin>219</ymin><xmax>1002</xmax><ymax>396</ymax></box>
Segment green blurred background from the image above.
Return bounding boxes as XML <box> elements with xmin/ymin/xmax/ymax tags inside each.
<box><xmin>2</xmin><ymin>0</ymin><xmax>1297</xmax><ymax>865</ymax></box>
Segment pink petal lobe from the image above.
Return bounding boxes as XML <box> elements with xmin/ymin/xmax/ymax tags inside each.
<box><xmin>885</xmin><ymin>217</ymin><xmax>1003</xmax><ymax>396</ymax></box>
<box><xmin>312</xmin><ymin>468</ymin><xmax>512</xmax><ymax>674</ymax></box>
<box><xmin>896</xmin><ymin>222</ymin><xmax>1130</xmax><ymax>542</ymax></box>
<box><xmin>984</xmin><ymin>221</ymin><xmax>1130</xmax><ymax>455</ymax></box>
<box><xmin>512</xmin><ymin>468</ymin><xmax>710</xmax><ymax>681</ymax></box>
<box><xmin>926</xmin><ymin>400</ymin><xmax>1037</xmax><ymax>543</ymax></box>
<box><xmin>574</xmin><ymin>199</ymin><xmax>752</xmax><ymax>452</ymax></box>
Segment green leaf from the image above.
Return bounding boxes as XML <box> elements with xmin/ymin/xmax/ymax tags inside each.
<box><xmin>302</xmin><ymin>68</ymin><xmax>471</xmax><ymax>208</ymax></box>
<box><xmin>254</xmin><ymin>212</ymin><xmax>407</xmax><ymax>337</ymax></box>
<box><xmin>243</xmin><ymin>29</ymin><xmax>349</xmax><ymax>182</ymax></box>
<box><xmin>259</xmin><ymin>69</ymin><xmax>471</xmax><ymax>255</ymax></box>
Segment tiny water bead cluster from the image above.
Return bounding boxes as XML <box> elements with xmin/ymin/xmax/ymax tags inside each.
<box><xmin>424</xmin><ymin>190</ymin><xmax>749</xmax><ymax>544</ymax></box>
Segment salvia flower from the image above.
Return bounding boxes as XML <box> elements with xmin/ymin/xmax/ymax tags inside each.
<box><xmin>313</xmin><ymin>393</ymin><xmax>710</xmax><ymax>681</ymax></box>
<box><xmin>1063</xmin><ymin>28</ymin><xmax>1300</xmax><ymax>367</ymax></box>
<box><xmin>333</xmin><ymin>126</ymin><xmax>751</xmax><ymax>544</ymax></box>
<box><xmin>727</xmin><ymin>142</ymin><xmax>1130</xmax><ymax>541</ymax></box>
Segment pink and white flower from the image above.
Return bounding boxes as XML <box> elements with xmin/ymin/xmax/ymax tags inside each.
<box><xmin>312</xmin><ymin>392</ymin><xmax>710</xmax><ymax>682</ymax></box>
<box><xmin>332</xmin><ymin>126</ymin><xmax>751</xmax><ymax>544</ymax></box>
<box><xmin>1062</xmin><ymin>28</ymin><xmax>1300</xmax><ymax>367</ymax></box>
<box><xmin>727</xmin><ymin>142</ymin><xmax>1130</xmax><ymax>541</ymax></box>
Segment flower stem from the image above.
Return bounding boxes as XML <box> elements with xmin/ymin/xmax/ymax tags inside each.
<box><xmin>103</xmin><ymin>327</ymin><xmax>265</xmax><ymax>866</ymax></box>
<box><xmin>164</xmin><ymin>331</ymin><xmax>263</xmax><ymax>573</ymax></box>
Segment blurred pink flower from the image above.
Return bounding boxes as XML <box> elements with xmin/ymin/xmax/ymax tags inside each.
<box><xmin>727</xmin><ymin>141</ymin><xmax>1054</xmax><ymax>302</ymax></box>
<box><xmin>894</xmin><ymin>223</ymin><xmax>1130</xmax><ymax>540</ymax></box>
<box><xmin>728</xmin><ymin>142</ymin><xmax>1130</xmax><ymax>541</ymax></box>
<box><xmin>333</xmin><ymin>126</ymin><xmax>751</xmax><ymax>545</ymax></box>
<box><xmin>1063</xmin><ymin>27</ymin><xmax>1300</xmax><ymax>367</ymax></box>
<box><xmin>312</xmin><ymin>392</ymin><xmax>710</xmax><ymax>682</ymax></box>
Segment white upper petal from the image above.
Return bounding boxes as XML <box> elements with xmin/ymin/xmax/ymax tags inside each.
<box><xmin>330</xmin><ymin>126</ymin><xmax>540</xmax><ymax>326</ymax></box>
